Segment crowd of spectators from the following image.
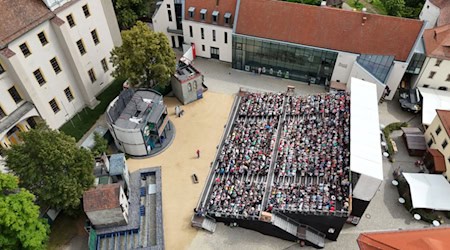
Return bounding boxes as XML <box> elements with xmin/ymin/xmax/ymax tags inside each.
<box><xmin>204</xmin><ymin>92</ymin><xmax>351</xmax><ymax>218</ymax></box>
<box><xmin>267</xmin><ymin>93</ymin><xmax>351</xmax><ymax>213</ymax></box>
<box><xmin>239</xmin><ymin>92</ymin><xmax>284</xmax><ymax>116</ymax></box>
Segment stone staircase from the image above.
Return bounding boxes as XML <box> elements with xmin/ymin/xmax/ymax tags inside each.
<box><xmin>272</xmin><ymin>212</ymin><xmax>325</xmax><ymax>248</ymax></box>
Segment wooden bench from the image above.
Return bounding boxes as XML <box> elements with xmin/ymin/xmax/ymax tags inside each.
<box><xmin>391</xmin><ymin>139</ymin><xmax>398</xmax><ymax>153</ymax></box>
<box><xmin>192</xmin><ymin>174</ymin><xmax>199</xmax><ymax>184</ymax></box>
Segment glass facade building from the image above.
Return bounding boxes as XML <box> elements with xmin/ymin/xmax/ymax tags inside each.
<box><xmin>232</xmin><ymin>35</ymin><xmax>338</xmax><ymax>85</ymax></box>
<box><xmin>356</xmin><ymin>54</ymin><xmax>394</xmax><ymax>83</ymax></box>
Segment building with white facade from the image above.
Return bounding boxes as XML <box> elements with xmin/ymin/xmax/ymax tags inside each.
<box><xmin>0</xmin><ymin>0</ymin><xmax>121</xmax><ymax>152</ymax></box>
<box><xmin>424</xmin><ymin>109</ymin><xmax>450</xmax><ymax>178</ymax></box>
<box><xmin>410</xmin><ymin>1</ymin><xmax>450</xmax><ymax>92</ymax></box>
<box><xmin>153</xmin><ymin>0</ymin><xmax>425</xmax><ymax>101</ymax></box>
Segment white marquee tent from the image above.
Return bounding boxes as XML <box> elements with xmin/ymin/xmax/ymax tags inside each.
<box><xmin>403</xmin><ymin>173</ymin><xmax>450</xmax><ymax>211</ymax></box>
<box><xmin>347</xmin><ymin>78</ymin><xmax>383</xmax><ymax>201</ymax></box>
<box><xmin>418</xmin><ymin>87</ymin><xmax>450</xmax><ymax>126</ymax></box>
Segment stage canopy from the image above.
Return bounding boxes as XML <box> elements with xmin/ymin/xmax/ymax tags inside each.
<box><xmin>419</xmin><ymin>87</ymin><xmax>450</xmax><ymax>126</ymax></box>
<box><xmin>403</xmin><ymin>173</ymin><xmax>450</xmax><ymax>211</ymax></box>
<box><xmin>348</xmin><ymin>78</ymin><xmax>383</xmax><ymax>181</ymax></box>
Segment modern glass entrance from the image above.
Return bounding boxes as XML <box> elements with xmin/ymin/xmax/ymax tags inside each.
<box><xmin>232</xmin><ymin>35</ymin><xmax>338</xmax><ymax>85</ymax></box>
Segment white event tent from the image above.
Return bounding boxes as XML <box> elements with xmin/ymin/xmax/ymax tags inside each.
<box><xmin>403</xmin><ymin>173</ymin><xmax>450</xmax><ymax>211</ymax></box>
<box><xmin>347</xmin><ymin>78</ymin><xmax>383</xmax><ymax>201</ymax></box>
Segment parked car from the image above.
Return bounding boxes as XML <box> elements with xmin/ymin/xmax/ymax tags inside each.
<box><xmin>399</xmin><ymin>88</ymin><xmax>422</xmax><ymax>113</ymax></box>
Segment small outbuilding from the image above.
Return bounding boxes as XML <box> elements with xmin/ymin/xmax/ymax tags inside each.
<box><xmin>171</xmin><ymin>62</ymin><xmax>205</xmax><ymax>105</ymax></box>
<box><xmin>83</xmin><ymin>184</ymin><xmax>129</xmax><ymax>228</ymax></box>
<box><xmin>401</xmin><ymin>127</ymin><xmax>427</xmax><ymax>156</ymax></box>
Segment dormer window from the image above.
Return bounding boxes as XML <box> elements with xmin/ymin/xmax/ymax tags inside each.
<box><xmin>188</xmin><ymin>7</ymin><xmax>195</xmax><ymax>19</ymax></box>
<box><xmin>224</xmin><ymin>12</ymin><xmax>232</xmax><ymax>25</ymax></box>
<box><xmin>200</xmin><ymin>9</ymin><xmax>207</xmax><ymax>21</ymax></box>
<box><xmin>212</xmin><ymin>11</ymin><xmax>219</xmax><ymax>23</ymax></box>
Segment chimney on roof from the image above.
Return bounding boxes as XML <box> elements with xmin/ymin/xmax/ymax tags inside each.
<box><xmin>321</xmin><ymin>1</ymin><xmax>327</xmax><ymax>7</ymax></box>
<box><xmin>362</xmin><ymin>9</ymin><xmax>368</xmax><ymax>25</ymax></box>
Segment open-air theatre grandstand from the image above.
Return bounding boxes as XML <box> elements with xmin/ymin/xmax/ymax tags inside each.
<box><xmin>192</xmin><ymin>78</ymin><xmax>383</xmax><ymax>248</ymax></box>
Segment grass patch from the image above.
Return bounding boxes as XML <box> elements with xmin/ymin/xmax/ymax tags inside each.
<box><xmin>59</xmin><ymin>76</ymin><xmax>127</xmax><ymax>141</ymax></box>
<box><xmin>47</xmin><ymin>212</ymin><xmax>86</xmax><ymax>250</ymax></box>
<box><xmin>382</xmin><ymin>122</ymin><xmax>408</xmax><ymax>162</ymax></box>
<box><xmin>347</xmin><ymin>0</ymin><xmax>364</xmax><ymax>10</ymax></box>
<box><xmin>369</xmin><ymin>0</ymin><xmax>387</xmax><ymax>15</ymax></box>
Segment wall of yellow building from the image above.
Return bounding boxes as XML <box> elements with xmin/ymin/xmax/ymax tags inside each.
<box><xmin>425</xmin><ymin>116</ymin><xmax>450</xmax><ymax>178</ymax></box>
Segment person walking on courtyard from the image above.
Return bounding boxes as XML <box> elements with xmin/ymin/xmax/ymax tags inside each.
<box><xmin>196</xmin><ymin>149</ymin><xmax>200</xmax><ymax>158</ymax></box>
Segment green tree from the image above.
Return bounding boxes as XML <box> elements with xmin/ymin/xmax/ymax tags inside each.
<box><xmin>110</xmin><ymin>21</ymin><xmax>176</xmax><ymax>88</ymax></box>
<box><xmin>4</xmin><ymin>125</ymin><xmax>94</xmax><ymax>212</ymax></box>
<box><xmin>0</xmin><ymin>173</ymin><xmax>49</xmax><ymax>250</ymax></box>
<box><xmin>113</xmin><ymin>0</ymin><xmax>149</xmax><ymax>30</ymax></box>
<box><xmin>382</xmin><ymin>0</ymin><xmax>406</xmax><ymax>16</ymax></box>
<box><xmin>91</xmin><ymin>132</ymin><xmax>108</xmax><ymax>157</ymax></box>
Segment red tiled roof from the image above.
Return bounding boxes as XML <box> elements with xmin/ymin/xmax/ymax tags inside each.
<box><xmin>0</xmin><ymin>0</ymin><xmax>54</xmax><ymax>48</ymax></box>
<box><xmin>430</xmin><ymin>0</ymin><xmax>450</xmax><ymax>26</ymax></box>
<box><xmin>235</xmin><ymin>0</ymin><xmax>424</xmax><ymax>62</ymax></box>
<box><xmin>423</xmin><ymin>25</ymin><xmax>450</xmax><ymax>59</ymax></box>
<box><xmin>83</xmin><ymin>184</ymin><xmax>121</xmax><ymax>212</ymax></box>
<box><xmin>184</xmin><ymin>0</ymin><xmax>237</xmax><ymax>27</ymax></box>
<box><xmin>436</xmin><ymin>109</ymin><xmax>450</xmax><ymax>136</ymax></box>
<box><xmin>427</xmin><ymin>149</ymin><xmax>446</xmax><ymax>173</ymax></box>
<box><xmin>357</xmin><ymin>227</ymin><xmax>450</xmax><ymax>250</ymax></box>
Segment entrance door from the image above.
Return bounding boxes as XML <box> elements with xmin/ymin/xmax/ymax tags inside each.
<box><xmin>178</xmin><ymin>36</ymin><xmax>184</xmax><ymax>48</ymax></box>
<box><xmin>7</xmin><ymin>126</ymin><xmax>21</xmax><ymax>145</ymax></box>
<box><xmin>171</xmin><ymin>36</ymin><xmax>176</xmax><ymax>48</ymax></box>
<box><xmin>210</xmin><ymin>47</ymin><xmax>219</xmax><ymax>60</ymax></box>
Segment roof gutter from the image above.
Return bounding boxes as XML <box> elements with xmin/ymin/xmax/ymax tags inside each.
<box><xmin>232</xmin><ymin>0</ymin><xmax>241</xmax><ymax>34</ymax></box>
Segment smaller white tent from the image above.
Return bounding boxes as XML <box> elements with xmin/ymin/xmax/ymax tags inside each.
<box><xmin>418</xmin><ymin>87</ymin><xmax>450</xmax><ymax>126</ymax></box>
<box><xmin>403</xmin><ymin>173</ymin><xmax>450</xmax><ymax>211</ymax></box>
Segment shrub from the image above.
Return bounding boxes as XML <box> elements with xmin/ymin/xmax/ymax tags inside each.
<box><xmin>383</xmin><ymin>122</ymin><xmax>408</xmax><ymax>161</ymax></box>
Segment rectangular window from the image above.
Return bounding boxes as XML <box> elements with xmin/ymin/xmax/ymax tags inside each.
<box><xmin>225</xmin><ymin>17</ymin><xmax>230</xmax><ymax>24</ymax></box>
<box><xmin>443</xmin><ymin>139</ymin><xmax>448</xmax><ymax>149</ymax></box>
<box><xmin>67</xmin><ymin>14</ymin><xmax>76</xmax><ymax>27</ymax></box>
<box><xmin>33</xmin><ymin>69</ymin><xmax>46</xmax><ymax>86</ymax></box>
<box><xmin>0</xmin><ymin>63</ymin><xmax>4</xmax><ymax>75</ymax></box>
<box><xmin>428</xmin><ymin>138</ymin><xmax>433</xmax><ymax>147</ymax></box>
<box><xmin>26</xmin><ymin>117</ymin><xmax>37</xmax><ymax>129</ymax></box>
<box><xmin>202</xmin><ymin>45</ymin><xmax>205</xmax><ymax>51</ymax></box>
<box><xmin>8</xmin><ymin>86</ymin><xmax>22</xmax><ymax>104</ymax></box>
<box><xmin>168</xmin><ymin>10</ymin><xmax>173</xmax><ymax>22</ymax></box>
<box><xmin>446</xmin><ymin>74</ymin><xmax>450</xmax><ymax>82</ymax></box>
<box><xmin>50</xmin><ymin>57</ymin><xmax>61</xmax><ymax>74</ymax></box>
<box><xmin>101</xmin><ymin>58</ymin><xmax>109</xmax><ymax>72</ymax></box>
<box><xmin>189</xmin><ymin>11</ymin><xmax>194</xmax><ymax>18</ymax></box>
<box><xmin>49</xmin><ymin>99</ymin><xmax>60</xmax><ymax>114</ymax></box>
<box><xmin>435</xmin><ymin>59</ymin><xmax>443</xmax><ymax>67</ymax></box>
<box><xmin>212</xmin><ymin>30</ymin><xmax>216</xmax><ymax>42</ymax></box>
<box><xmin>212</xmin><ymin>11</ymin><xmax>219</xmax><ymax>23</ymax></box>
<box><xmin>91</xmin><ymin>29</ymin><xmax>100</xmax><ymax>45</ymax></box>
<box><xmin>200</xmin><ymin>9</ymin><xmax>207</xmax><ymax>21</ymax></box>
<box><xmin>38</xmin><ymin>32</ymin><xmax>48</xmax><ymax>46</ymax></box>
<box><xmin>0</xmin><ymin>106</ymin><xmax>6</xmax><ymax>119</ymax></box>
<box><xmin>224</xmin><ymin>12</ymin><xmax>232</xmax><ymax>25</ymax></box>
<box><xmin>436</xmin><ymin>126</ymin><xmax>442</xmax><ymax>135</ymax></box>
<box><xmin>189</xmin><ymin>26</ymin><xmax>193</xmax><ymax>37</ymax></box>
<box><xmin>19</xmin><ymin>43</ymin><xmax>31</xmax><ymax>57</ymax></box>
<box><xmin>167</xmin><ymin>4</ymin><xmax>170</xmax><ymax>8</ymax></box>
<box><xmin>82</xmin><ymin>4</ymin><xmax>91</xmax><ymax>18</ymax></box>
<box><xmin>64</xmin><ymin>87</ymin><xmax>74</xmax><ymax>102</ymax></box>
<box><xmin>88</xmin><ymin>68</ymin><xmax>96</xmax><ymax>83</ymax></box>
<box><xmin>201</xmin><ymin>28</ymin><xmax>204</xmax><ymax>39</ymax></box>
<box><xmin>429</xmin><ymin>71</ymin><xmax>436</xmax><ymax>79</ymax></box>
<box><xmin>76</xmin><ymin>39</ymin><xmax>86</xmax><ymax>55</ymax></box>
<box><xmin>224</xmin><ymin>32</ymin><xmax>228</xmax><ymax>44</ymax></box>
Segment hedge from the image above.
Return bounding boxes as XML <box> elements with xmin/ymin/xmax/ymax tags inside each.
<box><xmin>383</xmin><ymin>122</ymin><xmax>408</xmax><ymax>162</ymax></box>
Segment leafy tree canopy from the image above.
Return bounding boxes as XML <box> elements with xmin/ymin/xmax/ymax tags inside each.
<box><xmin>382</xmin><ymin>0</ymin><xmax>406</xmax><ymax>16</ymax></box>
<box><xmin>113</xmin><ymin>0</ymin><xmax>149</xmax><ymax>30</ymax></box>
<box><xmin>4</xmin><ymin>124</ymin><xmax>94</xmax><ymax>211</ymax></box>
<box><xmin>0</xmin><ymin>173</ymin><xmax>49</xmax><ymax>250</ymax></box>
<box><xmin>91</xmin><ymin>132</ymin><xmax>108</xmax><ymax>157</ymax></box>
<box><xmin>110</xmin><ymin>21</ymin><xmax>176</xmax><ymax>88</ymax></box>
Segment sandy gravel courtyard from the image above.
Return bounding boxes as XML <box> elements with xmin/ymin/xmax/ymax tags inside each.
<box><xmin>127</xmin><ymin>91</ymin><xmax>234</xmax><ymax>250</ymax></box>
